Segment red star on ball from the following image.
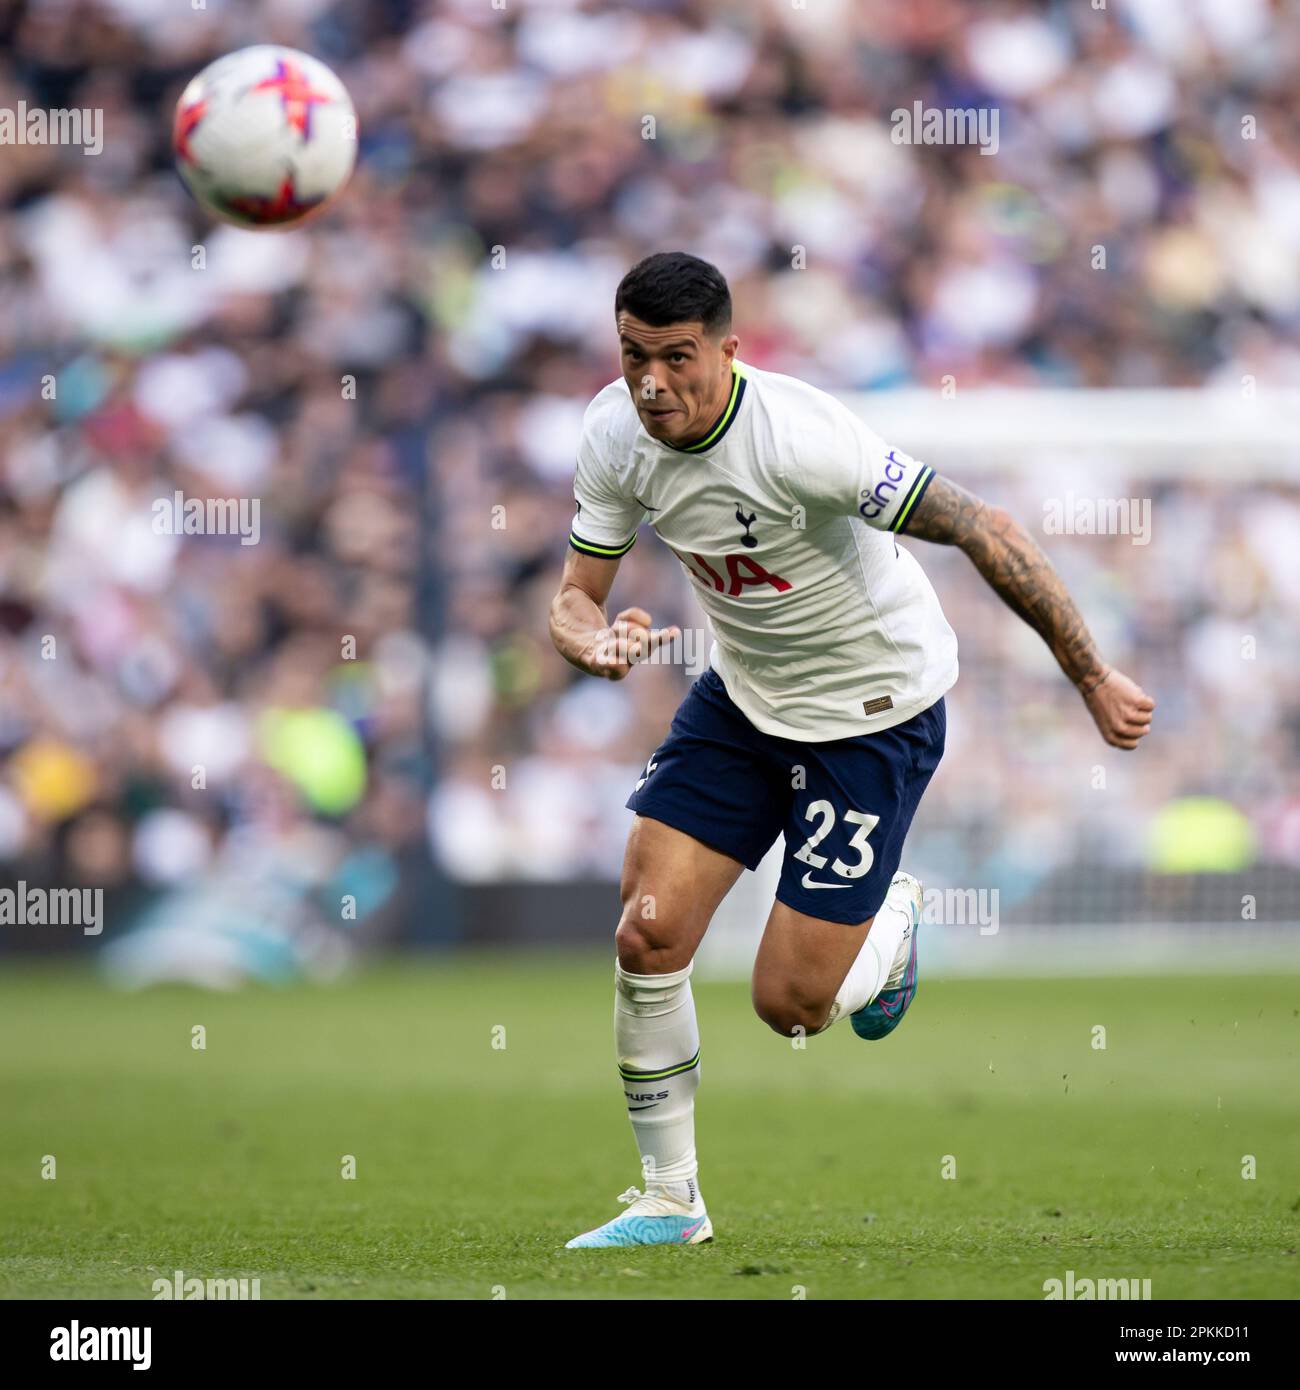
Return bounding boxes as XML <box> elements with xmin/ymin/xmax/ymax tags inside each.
<box><xmin>253</xmin><ymin>57</ymin><xmax>334</xmax><ymax>139</ymax></box>
<box><xmin>224</xmin><ymin>173</ymin><xmax>323</xmax><ymax>226</ymax></box>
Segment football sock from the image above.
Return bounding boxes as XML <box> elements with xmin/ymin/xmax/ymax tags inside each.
<box><xmin>614</xmin><ymin>959</ymin><xmax>703</xmax><ymax>1206</ymax></box>
<box><xmin>819</xmin><ymin>894</ymin><xmax>911</xmax><ymax>1030</ymax></box>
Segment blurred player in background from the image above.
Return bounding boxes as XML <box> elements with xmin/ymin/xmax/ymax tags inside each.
<box><xmin>549</xmin><ymin>252</ymin><xmax>1156</xmax><ymax>1247</ymax></box>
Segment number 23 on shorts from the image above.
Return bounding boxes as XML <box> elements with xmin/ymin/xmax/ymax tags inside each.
<box><xmin>792</xmin><ymin>800</ymin><xmax>879</xmax><ymax>888</ymax></box>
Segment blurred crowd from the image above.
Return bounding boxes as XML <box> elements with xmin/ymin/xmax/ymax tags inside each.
<box><xmin>2</xmin><ymin>0</ymin><xmax>1299</xmax><ymax>966</ymax></box>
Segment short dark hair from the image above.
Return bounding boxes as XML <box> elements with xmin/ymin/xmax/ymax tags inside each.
<box><xmin>614</xmin><ymin>252</ymin><xmax>732</xmax><ymax>337</ymax></box>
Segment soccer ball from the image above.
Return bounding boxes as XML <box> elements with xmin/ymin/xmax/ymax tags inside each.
<box><xmin>173</xmin><ymin>45</ymin><xmax>357</xmax><ymax>229</ymax></box>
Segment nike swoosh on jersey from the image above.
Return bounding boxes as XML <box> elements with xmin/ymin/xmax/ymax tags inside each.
<box><xmin>801</xmin><ymin>873</ymin><xmax>852</xmax><ymax>890</ymax></box>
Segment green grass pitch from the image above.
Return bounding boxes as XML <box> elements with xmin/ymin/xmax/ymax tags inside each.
<box><xmin>1</xmin><ymin>954</ymin><xmax>1296</xmax><ymax>1299</ymax></box>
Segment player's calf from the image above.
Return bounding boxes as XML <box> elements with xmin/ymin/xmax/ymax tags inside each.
<box><xmin>750</xmin><ymin>872</ymin><xmax>924</xmax><ymax>1041</ymax></box>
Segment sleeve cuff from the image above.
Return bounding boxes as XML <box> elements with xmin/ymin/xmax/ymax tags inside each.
<box><xmin>891</xmin><ymin>466</ymin><xmax>935</xmax><ymax>535</ymax></box>
<box><xmin>569</xmin><ymin>529</ymin><xmax>637</xmax><ymax>558</ymax></box>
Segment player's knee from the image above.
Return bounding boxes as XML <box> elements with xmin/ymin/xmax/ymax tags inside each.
<box><xmin>614</xmin><ymin>906</ymin><xmax>691</xmax><ymax>975</ymax></box>
<box><xmin>751</xmin><ymin>982</ymin><xmax>832</xmax><ymax>1038</ymax></box>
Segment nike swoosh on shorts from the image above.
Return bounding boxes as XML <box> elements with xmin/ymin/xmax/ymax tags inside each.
<box><xmin>801</xmin><ymin>873</ymin><xmax>851</xmax><ymax>890</ymax></box>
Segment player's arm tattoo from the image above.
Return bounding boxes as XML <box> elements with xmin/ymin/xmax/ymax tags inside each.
<box><xmin>902</xmin><ymin>475</ymin><xmax>1109</xmax><ymax>693</ymax></box>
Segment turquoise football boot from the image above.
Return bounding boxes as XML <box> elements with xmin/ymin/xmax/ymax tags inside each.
<box><xmin>565</xmin><ymin>1186</ymin><xmax>713</xmax><ymax>1248</ymax></box>
<box><xmin>851</xmin><ymin>872</ymin><xmax>923</xmax><ymax>1041</ymax></box>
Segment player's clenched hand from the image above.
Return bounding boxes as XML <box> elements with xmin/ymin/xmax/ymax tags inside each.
<box><xmin>1080</xmin><ymin>666</ymin><xmax>1155</xmax><ymax>750</ymax></box>
<box><xmin>586</xmin><ymin>607</ymin><xmax>680</xmax><ymax>680</ymax></box>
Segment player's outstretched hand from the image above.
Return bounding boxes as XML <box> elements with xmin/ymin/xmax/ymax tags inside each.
<box><xmin>1080</xmin><ymin>667</ymin><xmax>1155</xmax><ymax>749</ymax></box>
<box><xmin>588</xmin><ymin>607</ymin><xmax>681</xmax><ymax>681</ymax></box>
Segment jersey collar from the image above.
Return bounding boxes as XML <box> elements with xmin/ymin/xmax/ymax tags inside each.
<box><xmin>659</xmin><ymin>362</ymin><xmax>747</xmax><ymax>455</ymax></box>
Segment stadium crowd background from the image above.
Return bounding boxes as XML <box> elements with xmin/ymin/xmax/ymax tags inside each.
<box><xmin>2</xmin><ymin>0</ymin><xmax>1298</xmax><ymax>975</ymax></box>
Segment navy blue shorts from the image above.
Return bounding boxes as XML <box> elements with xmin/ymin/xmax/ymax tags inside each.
<box><xmin>625</xmin><ymin>667</ymin><xmax>945</xmax><ymax>926</ymax></box>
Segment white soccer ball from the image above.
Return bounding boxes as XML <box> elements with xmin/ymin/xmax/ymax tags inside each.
<box><xmin>173</xmin><ymin>45</ymin><xmax>358</xmax><ymax>229</ymax></box>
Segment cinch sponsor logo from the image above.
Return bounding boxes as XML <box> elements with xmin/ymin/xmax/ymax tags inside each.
<box><xmin>50</xmin><ymin>1322</ymin><xmax>151</xmax><ymax>1370</ymax></box>
<box><xmin>858</xmin><ymin>451</ymin><xmax>911</xmax><ymax>521</ymax></box>
<box><xmin>152</xmin><ymin>1269</ymin><xmax>261</xmax><ymax>1300</ymax></box>
<box><xmin>1043</xmin><ymin>1269</ymin><xmax>1152</xmax><ymax>1300</ymax></box>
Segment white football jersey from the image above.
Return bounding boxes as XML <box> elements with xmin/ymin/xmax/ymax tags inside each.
<box><xmin>569</xmin><ymin>359</ymin><xmax>959</xmax><ymax>741</ymax></box>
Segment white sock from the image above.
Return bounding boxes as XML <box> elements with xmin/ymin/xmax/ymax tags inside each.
<box><xmin>818</xmin><ymin>896</ymin><xmax>911</xmax><ymax>1032</ymax></box>
<box><xmin>615</xmin><ymin>960</ymin><xmax>703</xmax><ymax>1207</ymax></box>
